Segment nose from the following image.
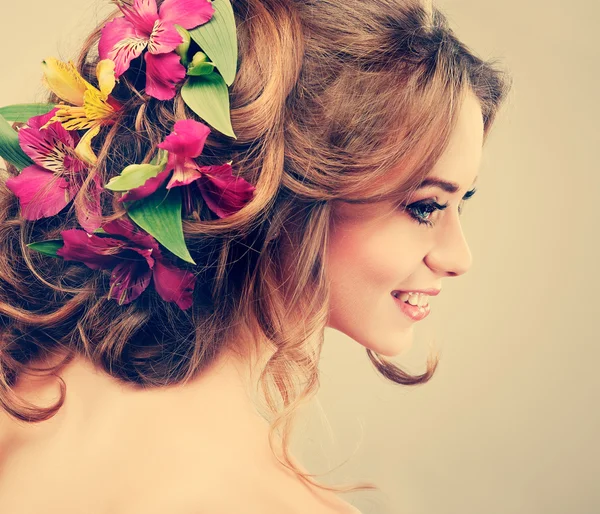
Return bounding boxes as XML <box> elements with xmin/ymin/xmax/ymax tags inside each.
<box><xmin>424</xmin><ymin>210</ymin><xmax>473</xmax><ymax>277</ymax></box>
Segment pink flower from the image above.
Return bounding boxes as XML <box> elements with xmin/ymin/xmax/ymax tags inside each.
<box><xmin>56</xmin><ymin>217</ymin><xmax>196</xmax><ymax>309</ymax></box>
<box><xmin>119</xmin><ymin>119</ymin><xmax>256</xmax><ymax>218</ymax></box>
<box><xmin>5</xmin><ymin>108</ymin><xmax>103</xmax><ymax>232</ymax></box>
<box><xmin>98</xmin><ymin>0</ymin><xmax>214</xmax><ymax>100</ymax></box>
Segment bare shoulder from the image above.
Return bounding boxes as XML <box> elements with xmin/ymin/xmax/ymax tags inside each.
<box><xmin>181</xmin><ymin>454</ymin><xmax>364</xmax><ymax>514</ymax></box>
<box><xmin>192</xmin><ymin>479</ymin><xmax>363</xmax><ymax>514</ymax></box>
<box><xmin>0</xmin><ymin>400</ymin><xmax>363</xmax><ymax>514</ymax></box>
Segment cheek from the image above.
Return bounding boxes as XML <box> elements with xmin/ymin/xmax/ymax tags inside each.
<box><xmin>326</xmin><ymin>223</ymin><xmax>414</xmax><ymax>298</ymax></box>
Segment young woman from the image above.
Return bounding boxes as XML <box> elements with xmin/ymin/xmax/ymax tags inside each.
<box><xmin>0</xmin><ymin>0</ymin><xmax>511</xmax><ymax>512</ymax></box>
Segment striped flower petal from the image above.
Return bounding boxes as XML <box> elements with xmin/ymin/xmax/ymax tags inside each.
<box><xmin>50</xmin><ymin>106</ymin><xmax>96</xmax><ymax>131</ymax></box>
<box><xmin>83</xmin><ymin>88</ymin><xmax>117</xmax><ymax>123</ymax></box>
<box><xmin>147</xmin><ymin>19</ymin><xmax>183</xmax><ymax>55</ymax></box>
<box><xmin>99</xmin><ymin>16</ymin><xmax>148</xmax><ymax>77</ymax></box>
<box><xmin>108</xmin><ymin>258</ymin><xmax>154</xmax><ymax>305</ymax></box>
<box><xmin>8</xmin><ymin>111</ymin><xmax>93</xmax><ymax>225</ymax></box>
<box><xmin>119</xmin><ymin>0</ymin><xmax>160</xmax><ymax>34</ymax></box>
<box><xmin>18</xmin><ymin>117</ymin><xmax>78</xmax><ymax>172</ymax></box>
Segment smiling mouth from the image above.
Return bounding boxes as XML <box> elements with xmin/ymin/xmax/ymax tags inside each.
<box><xmin>391</xmin><ymin>291</ymin><xmax>431</xmax><ymax>307</ymax></box>
<box><xmin>392</xmin><ymin>293</ymin><xmax>431</xmax><ymax>321</ymax></box>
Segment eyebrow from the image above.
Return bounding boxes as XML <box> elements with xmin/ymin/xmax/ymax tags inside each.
<box><xmin>417</xmin><ymin>176</ymin><xmax>478</xmax><ymax>194</ymax></box>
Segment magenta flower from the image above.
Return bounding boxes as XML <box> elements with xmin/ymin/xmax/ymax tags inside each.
<box><xmin>56</xmin><ymin>217</ymin><xmax>196</xmax><ymax>309</ymax></box>
<box><xmin>119</xmin><ymin>119</ymin><xmax>256</xmax><ymax>218</ymax></box>
<box><xmin>5</xmin><ymin>108</ymin><xmax>103</xmax><ymax>233</ymax></box>
<box><xmin>98</xmin><ymin>0</ymin><xmax>214</xmax><ymax>100</ymax></box>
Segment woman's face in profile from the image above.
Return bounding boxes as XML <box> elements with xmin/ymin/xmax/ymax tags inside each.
<box><xmin>325</xmin><ymin>91</ymin><xmax>484</xmax><ymax>356</ymax></box>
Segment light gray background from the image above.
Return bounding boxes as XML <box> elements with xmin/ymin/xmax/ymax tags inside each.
<box><xmin>0</xmin><ymin>1</ymin><xmax>597</xmax><ymax>513</ymax></box>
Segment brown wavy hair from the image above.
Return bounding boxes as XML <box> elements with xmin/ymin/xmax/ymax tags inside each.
<box><xmin>0</xmin><ymin>0</ymin><xmax>511</xmax><ymax>496</ymax></box>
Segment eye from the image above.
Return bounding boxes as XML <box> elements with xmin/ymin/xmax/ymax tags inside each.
<box><xmin>402</xmin><ymin>187</ymin><xmax>477</xmax><ymax>227</ymax></box>
<box><xmin>404</xmin><ymin>201</ymin><xmax>449</xmax><ymax>228</ymax></box>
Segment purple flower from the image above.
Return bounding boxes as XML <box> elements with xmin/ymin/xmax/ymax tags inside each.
<box><xmin>119</xmin><ymin>119</ymin><xmax>256</xmax><ymax>218</ymax></box>
<box><xmin>98</xmin><ymin>0</ymin><xmax>214</xmax><ymax>100</ymax></box>
<box><xmin>5</xmin><ymin>108</ymin><xmax>103</xmax><ymax>232</ymax></box>
<box><xmin>56</xmin><ymin>217</ymin><xmax>196</xmax><ymax>310</ymax></box>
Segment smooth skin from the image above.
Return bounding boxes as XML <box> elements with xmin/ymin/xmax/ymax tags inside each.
<box><xmin>326</xmin><ymin>89</ymin><xmax>483</xmax><ymax>356</ymax></box>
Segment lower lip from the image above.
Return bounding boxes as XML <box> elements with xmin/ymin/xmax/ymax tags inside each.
<box><xmin>393</xmin><ymin>295</ymin><xmax>431</xmax><ymax>321</ymax></box>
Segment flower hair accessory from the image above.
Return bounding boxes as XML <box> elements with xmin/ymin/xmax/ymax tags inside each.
<box><xmin>0</xmin><ymin>0</ymin><xmax>256</xmax><ymax>310</ymax></box>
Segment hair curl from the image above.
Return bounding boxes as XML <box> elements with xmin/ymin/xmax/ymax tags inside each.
<box><xmin>0</xmin><ymin>0</ymin><xmax>511</xmax><ymax>496</ymax></box>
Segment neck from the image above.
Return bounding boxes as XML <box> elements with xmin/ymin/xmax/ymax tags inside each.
<box><xmin>10</xmin><ymin>342</ymin><xmax>278</xmax><ymax>457</ymax></box>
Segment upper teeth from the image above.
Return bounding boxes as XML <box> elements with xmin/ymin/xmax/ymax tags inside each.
<box><xmin>394</xmin><ymin>291</ymin><xmax>429</xmax><ymax>307</ymax></box>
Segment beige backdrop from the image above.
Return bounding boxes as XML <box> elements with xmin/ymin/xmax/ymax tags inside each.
<box><xmin>0</xmin><ymin>1</ymin><xmax>597</xmax><ymax>513</ymax></box>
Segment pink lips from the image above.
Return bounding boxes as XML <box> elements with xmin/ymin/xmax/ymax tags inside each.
<box><xmin>392</xmin><ymin>290</ymin><xmax>435</xmax><ymax>322</ymax></box>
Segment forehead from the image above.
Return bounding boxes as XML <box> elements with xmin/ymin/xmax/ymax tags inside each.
<box><xmin>426</xmin><ymin>91</ymin><xmax>484</xmax><ymax>192</ymax></box>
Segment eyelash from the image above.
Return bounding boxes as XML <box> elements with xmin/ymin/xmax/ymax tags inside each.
<box><xmin>404</xmin><ymin>188</ymin><xmax>477</xmax><ymax>228</ymax></box>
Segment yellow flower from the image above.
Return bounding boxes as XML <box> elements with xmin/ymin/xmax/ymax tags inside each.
<box><xmin>41</xmin><ymin>58</ymin><xmax>121</xmax><ymax>163</ymax></box>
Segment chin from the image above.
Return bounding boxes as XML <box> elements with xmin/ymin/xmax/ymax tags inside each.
<box><xmin>360</xmin><ymin>336</ymin><xmax>414</xmax><ymax>357</ymax></box>
<box><xmin>330</xmin><ymin>324</ymin><xmax>414</xmax><ymax>358</ymax></box>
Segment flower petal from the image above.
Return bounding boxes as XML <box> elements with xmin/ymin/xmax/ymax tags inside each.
<box><xmin>157</xmin><ymin>119</ymin><xmax>210</xmax><ymax>158</ymax></box>
<box><xmin>99</xmin><ymin>17</ymin><xmax>148</xmax><ymax>77</ymax></box>
<box><xmin>118</xmin><ymin>167</ymin><xmax>171</xmax><ymax>203</ymax></box>
<box><xmin>165</xmin><ymin>158</ymin><xmax>203</xmax><ymax>188</ymax></box>
<box><xmin>158</xmin><ymin>0</ymin><xmax>214</xmax><ymax>30</ymax></box>
<box><xmin>108</xmin><ymin>259</ymin><xmax>154</xmax><ymax>305</ymax></box>
<box><xmin>50</xmin><ymin>106</ymin><xmax>96</xmax><ymax>131</ymax></box>
<box><xmin>6</xmin><ymin>165</ymin><xmax>71</xmax><ymax>220</ymax></box>
<box><xmin>63</xmin><ymin>150</ymin><xmax>88</xmax><ymax>175</ymax></box>
<box><xmin>96</xmin><ymin>59</ymin><xmax>117</xmax><ymax>97</ymax></box>
<box><xmin>57</xmin><ymin>229</ymin><xmax>124</xmax><ymax>269</ymax></box>
<box><xmin>102</xmin><ymin>217</ymin><xmax>161</xmax><ymax>256</ymax></box>
<box><xmin>18</xmin><ymin>120</ymin><xmax>79</xmax><ymax>173</ymax></box>
<box><xmin>27</xmin><ymin>107</ymin><xmax>61</xmax><ymax>130</ymax></box>
<box><xmin>74</xmin><ymin>124</ymin><xmax>101</xmax><ymax>165</ymax></box>
<box><xmin>41</xmin><ymin>58</ymin><xmax>90</xmax><ymax>106</ymax></box>
<box><xmin>147</xmin><ymin>19</ymin><xmax>183</xmax><ymax>54</ymax></box>
<box><xmin>120</xmin><ymin>0</ymin><xmax>160</xmax><ymax>35</ymax></box>
<box><xmin>73</xmin><ymin>173</ymin><xmax>103</xmax><ymax>233</ymax></box>
<box><xmin>143</xmin><ymin>52</ymin><xmax>186</xmax><ymax>100</ymax></box>
<box><xmin>152</xmin><ymin>258</ymin><xmax>196</xmax><ymax>310</ymax></box>
<box><xmin>196</xmin><ymin>164</ymin><xmax>256</xmax><ymax>218</ymax></box>
<box><xmin>83</xmin><ymin>88</ymin><xmax>116</xmax><ymax>123</ymax></box>
<box><xmin>101</xmin><ymin>217</ymin><xmax>137</xmax><ymax>240</ymax></box>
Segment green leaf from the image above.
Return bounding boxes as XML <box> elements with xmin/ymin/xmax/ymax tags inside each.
<box><xmin>187</xmin><ymin>51</ymin><xmax>215</xmax><ymax>76</ymax></box>
<box><xmin>181</xmin><ymin>73</ymin><xmax>236</xmax><ymax>138</ymax></box>
<box><xmin>105</xmin><ymin>161</ymin><xmax>167</xmax><ymax>192</ymax></box>
<box><xmin>0</xmin><ymin>113</ymin><xmax>34</xmax><ymax>170</ymax></box>
<box><xmin>188</xmin><ymin>0</ymin><xmax>238</xmax><ymax>86</ymax></box>
<box><xmin>0</xmin><ymin>104</ymin><xmax>56</xmax><ymax>122</ymax></box>
<box><xmin>174</xmin><ymin>25</ymin><xmax>192</xmax><ymax>67</ymax></box>
<box><xmin>150</xmin><ymin>149</ymin><xmax>168</xmax><ymax>166</ymax></box>
<box><xmin>27</xmin><ymin>239</ymin><xmax>64</xmax><ymax>257</ymax></box>
<box><xmin>124</xmin><ymin>184</ymin><xmax>195</xmax><ymax>264</ymax></box>
<box><xmin>187</xmin><ymin>62</ymin><xmax>215</xmax><ymax>76</ymax></box>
